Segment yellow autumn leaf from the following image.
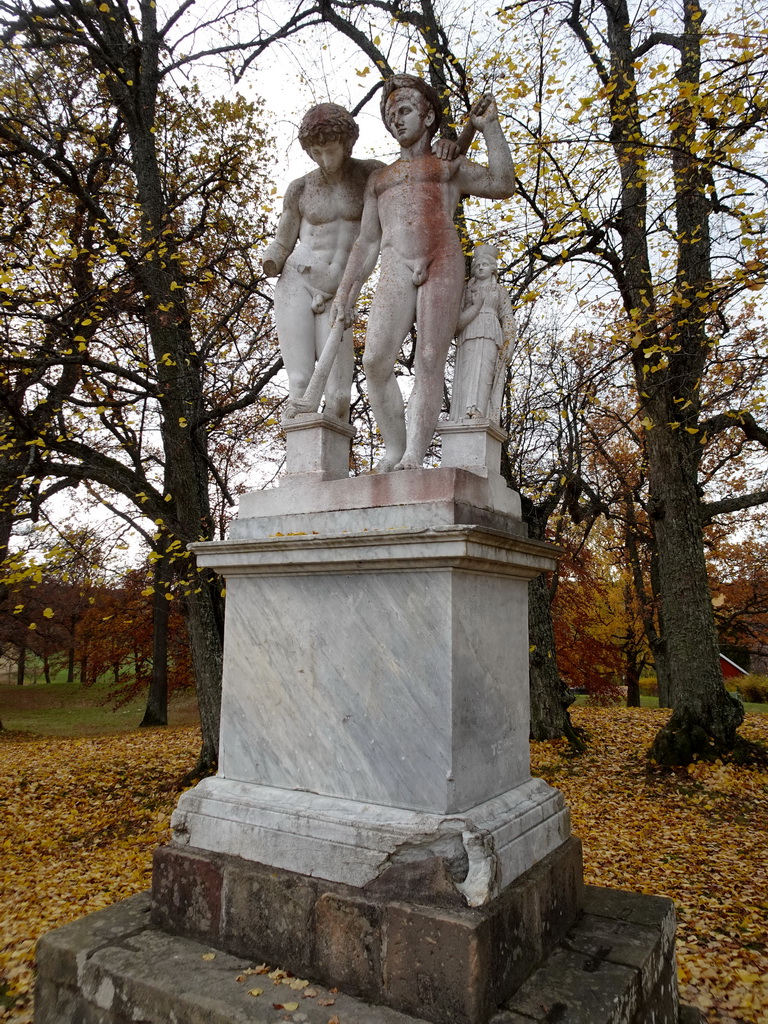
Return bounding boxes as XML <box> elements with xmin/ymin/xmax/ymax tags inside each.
<box><xmin>248</xmin><ymin>988</ymin><xmax>264</xmax><ymax>996</ymax></box>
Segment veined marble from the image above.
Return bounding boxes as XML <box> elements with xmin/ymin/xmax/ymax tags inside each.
<box><xmin>235</xmin><ymin>465</ymin><xmax>520</xmax><ymax>523</ymax></box>
<box><xmin>179</xmin><ymin>469</ymin><xmax>567</xmax><ymax>902</ymax></box>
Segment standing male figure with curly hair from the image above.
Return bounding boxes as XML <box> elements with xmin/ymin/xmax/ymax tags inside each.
<box><xmin>262</xmin><ymin>103</ymin><xmax>383</xmax><ymax>422</ymax></box>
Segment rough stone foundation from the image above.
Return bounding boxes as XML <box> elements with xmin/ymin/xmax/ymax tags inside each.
<box><xmin>150</xmin><ymin>837</ymin><xmax>583</xmax><ymax>1024</ymax></box>
<box><xmin>34</xmin><ymin>882</ymin><xmax>688</xmax><ymax>1024</ymax></box>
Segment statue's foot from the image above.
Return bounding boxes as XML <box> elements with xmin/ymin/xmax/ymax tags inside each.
<box><xmin>370</xmin><ymin>456</ymin><xmax>398</xmax><ymax>474</ymax></box>
<box><xmin>393</xmin><ymin>456</ymin><xmax>424</xmax><ymax>471</ymax></box>
<box><xmin>284</xmin><ymin>398</ymin><xmax>316</xmax><ymax>420</ymax></box>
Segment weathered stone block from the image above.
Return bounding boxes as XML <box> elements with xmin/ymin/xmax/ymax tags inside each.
<box><xmin>537</xmin><ymin>833</ymin><xmax>585</xmax><ymax>948</ymax></box>
<box><xmin>148</xmin><ymin>837</ymin><xmax>583</xmax><ymax>1024</ymax></box>
<box><xmin>385</xmin><ymin>899</ymin><xmax>488</xmax><ymax>1023</ymax></box>
<box><xmin>485</xmin><ymin>871</ymin><xmax>540</xmax><ymax>997</ymax></box>
<box><xmin>221</xmin><ymin>857</ymin><xmax>317</xmax><ymax>970</ymax></box>
<box><xmin>498</xmin><ymin>887</ymin><xmax>681</xmax><ymax>1024</ymax></box>
<box><xmin>35</xmin><ymin>883</ymin><xmax>682</xmax><ymax>1024</ymax></box>
<box><xmin>34</xmin><ymin>892</ymin><xmax>152</xmax><ymax>988</ymax></box>
<box><xmin>506</xmin><ymin>947</ymin><xmax>641</xmax><ymax>1022</ymax></box>
<box><xmin>583</xmin><ymin>885</ymin><xmax>677</xmax><ymax>957</ymax></box>
<box><xmin>314</xmin><ymin>892</ymin><xmax>383</xmax><ymax>996</ymax></box>
<box><xmin>151</xmin><ymin>845</ymin><xmax>222</xmax><ymax>945</ymax></box>
<box><xmin>579</xmin><ymin>886</ymin><xmax>679</xmax><ymax>1023</ymax></box>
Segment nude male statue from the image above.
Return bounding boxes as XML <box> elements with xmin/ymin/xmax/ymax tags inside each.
<box><xmin>330</xmin><ymin>75</ymin><xmax>515</xmax><ymax>472</ymax></box>
<box><xmin>262</xmin><ymin>103</ymin><xmax>383</xmax><ymax>421</ymax></box>
<box><xmin>264</xmin><ymin>101</ymin><xmax>460</xmax><ymax>424</ymax></box>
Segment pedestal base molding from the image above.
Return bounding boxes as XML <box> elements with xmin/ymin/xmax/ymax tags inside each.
<box><xmin>171</xmin><ymin>776</ymin><xmax>571</xmax><ymax>897</ymax></box>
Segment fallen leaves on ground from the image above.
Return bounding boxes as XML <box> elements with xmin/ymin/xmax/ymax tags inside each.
<box><xmin>530</xmin><ymin>709</ymin><xmax>768</xmax><ymax>1024</ymax></box>
<box><xmin>0</xmin><ymin>727</ymin><xmax>197</xmax><ymax>1023</ymax></box>
<box><xmin>0</xmin><ymin>710</ymin><xmax>766</xmax><ymax>1023</ymax></box>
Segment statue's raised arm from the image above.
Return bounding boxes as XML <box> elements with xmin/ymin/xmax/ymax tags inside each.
<box><xmin>453</xmin><ymin>93</ymin><xmax>515</xmax><ymax>200</ymax></box>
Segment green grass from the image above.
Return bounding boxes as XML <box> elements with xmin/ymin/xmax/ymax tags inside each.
<box><xmin>0</xmin><ymin>679</ymin><xmax>199</xmax><ymax>736</ymax></box>
<box><xmin>573</xmin><ymin>693</ymin><xmax>768</xmax><ymax>713</ymax></box>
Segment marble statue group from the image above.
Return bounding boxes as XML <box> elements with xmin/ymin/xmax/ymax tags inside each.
<box><xmin>263</xmin><ymin>74</ymin><xmax>517</xmax><ymax>473</ymax></box>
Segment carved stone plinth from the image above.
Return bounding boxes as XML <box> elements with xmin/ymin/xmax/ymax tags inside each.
<box><xmin>149</xmin><ymin>839</ymin><xmax>584</xmax><ymax>1024</ymax></box>
<box><xmin>34</xmin><ymin>883</ymin><xmax>685</xmax><ymax>1024</ymax></box>
<box><xmin>282</xmin><ymin>411</ymin><xmax>355</xmax><ymax>479</ymax></box>
<box><xmin>440</xmin><ymin>418</ymin><xmax>507</xmax><ymax>474</ymax></box>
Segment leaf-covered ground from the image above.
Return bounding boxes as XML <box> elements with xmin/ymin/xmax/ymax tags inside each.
<box><xmin>1</xmin><ymin>709</ymin><xmax>766</xmax><ymax>1023</ymax></box>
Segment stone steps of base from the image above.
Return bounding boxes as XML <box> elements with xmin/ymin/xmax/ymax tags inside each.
<box><xmin>34</xmin><ymin>885</ymin><xmax>691</xmax><ymax>1024</ymax></box>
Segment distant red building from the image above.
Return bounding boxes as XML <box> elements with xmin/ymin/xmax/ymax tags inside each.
<box><xmin>720</xmin><ymin>653</ymin><xmax>748</xmax><ymax>679</ymax></box>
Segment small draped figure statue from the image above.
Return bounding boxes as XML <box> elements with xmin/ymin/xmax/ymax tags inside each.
<box><xmin>450</xmin><ymin>244</ymin><xmax>516</xmax><ymax>423</ymax></box>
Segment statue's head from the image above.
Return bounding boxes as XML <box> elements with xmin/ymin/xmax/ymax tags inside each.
<box><xmin>298</xmin><ymin>103</ymin><xmax>360</xmax><ymax>157</ymax></box>
<box><xmin>471</xmin><ymin>244</ymin><xmax>500</xmax><ymax>280</ymax></box>
<box><xmin>380</xmin><ymin>74</ymin><xmax>442</xmax><ymax>141</ymax></box>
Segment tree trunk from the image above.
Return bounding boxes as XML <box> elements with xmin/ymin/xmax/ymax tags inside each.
<box><xmin>652</xmin><ymin>640</ymin><xmax>671</xmax><ymax>708</ymax></box>
<box><xmin>141</xmin><ymin>544</ymin><xmax>170</xmax><ymax>728</ymax></box>
<box><xmin>528</xmin><ymin>574</ymin><xmax>583</xmax><ymax>748</ymax></box>
<box><xmin>181</xmin><ymin>565</ymin><xmax>224</xmax><ymax>779</ymax></box>
<box><xmin>79</xmin><ymin>655</ymin><xmax>88</xmax><ymax>685</ymax></box>
<box><xmin>43</xmin><ymin>654</ymin><xmax>51</xmax><ymax>685</ymax></box>
<box><xmin>646</xmin><ymin>428</ymin><xmax>743</xmax><ymax>763</ymax></box>
<box><xmin>117</xmin><ymin>45</ymin><xmax>224</xmax><ymax>770</ymax></box>
<box><xmin>626</xmin><ymin>659</ymin><xmax>641</xmax><ymax>707</ymax></box>
<box><xmin>67</xmin><ymin>647</ymin><xmax>75</xmax><ymax>683</ymax></box>
<box><xmin>644</xmin><ymin>0</ymin><xmax>743</xmax><ymax>763</ymax></box>
<box><xmin>16</xmin><ymin>644</ymin><xmax>25</xmax><ymax>685</ymax></box>
<box><xmin>513</xmin><ymin>485</ymin><xmax>584</xmax><ymax>750</ymax></box>
<box><xmin>587</xmin><ymin>0</ymin><xmax>744</xmax><ymax>764</ymax></box>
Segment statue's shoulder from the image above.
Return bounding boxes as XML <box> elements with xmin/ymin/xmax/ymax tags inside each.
<box><xmin>283</xmin><ymin>175</ymin><xmax>307</xmax><ymax>204</ymax></box>
<box><xmin>347</xmin><ymin>157</ymin><xmax>385</xmax><ymax>186</ymax></box>
<box><xmin>355</xmin><ymin>157</ymin><xmax>386</xmax><ymax>173</ymax></box>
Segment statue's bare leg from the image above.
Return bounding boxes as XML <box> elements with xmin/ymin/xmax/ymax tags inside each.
<box><xmin>274</xmin><ymin>265</ymin><xmax>316</xmax><ymax>403</ymax></box>
<box><xmin>363</xmin><ymin>260</ymin><xmax>417</xmax><ymax>472</ymax></box>
<box><xmin>396</xmin><ymin>258</ymin><xmax>464</xmax><ymax>470</ymax></box>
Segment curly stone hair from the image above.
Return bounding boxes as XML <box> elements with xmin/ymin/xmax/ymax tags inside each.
<box><xmin>298</xmin><ymin>103</ymin><xmax>360</xmax><ymax>152</ymax></box>
<box><xmin>379</xmin><ymin>74</ymin><xmax>442</xmax><ymax>139</ymax></box>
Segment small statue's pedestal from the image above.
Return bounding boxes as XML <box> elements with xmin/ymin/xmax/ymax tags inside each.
<box><xmin>282</xmin><ymin>411</ymin><xmax>355</xmax><ymax>479</ymax></box>
<box><xmin>440</xmin><ymin>417</ymin><xmax>507</xmax><ymax>474</ymax></box>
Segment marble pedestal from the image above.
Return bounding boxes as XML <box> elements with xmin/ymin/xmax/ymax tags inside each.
<box><xmin>174</xmin><ymin>468</ymin><xmax>568</xmax><ymax>903</ymax></box>
<box><xmin>440</xmin><ymin>418</ymin><xmax>507</xmax><ymax>473</ymax></box>
<box><xmin>282</xmin><ymin>411</ymin><xmax>355</xmax><ymax>479</ymax></box>
<box><xmin>33</xmin><ymin>450</ymin><xmax>684</xmax><ymax>1024</ymax></box>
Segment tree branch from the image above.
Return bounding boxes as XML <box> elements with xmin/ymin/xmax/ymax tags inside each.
<box><xmin>701</xmin><ymin>489</ymin><xmax>768</xmax><ymax>523</ymax></box>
